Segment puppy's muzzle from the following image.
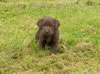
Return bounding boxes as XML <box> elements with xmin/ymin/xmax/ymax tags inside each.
<box><xmin>45</xmin><ymin>29</ymin><xmax>49</xmax><ymax>33</ymax></box>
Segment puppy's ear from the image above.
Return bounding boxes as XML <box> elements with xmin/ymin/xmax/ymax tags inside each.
<box><xmin>37</xmin><ymin>18</ymin><xmax>43</xmax><ymax>28</ymax></box>
<box><xmin>54</xmin><ymin>19</ymin><xmax>60</xmax><ymax>29</ymax></box>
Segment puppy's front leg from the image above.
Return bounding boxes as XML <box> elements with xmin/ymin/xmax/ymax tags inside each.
<box><xmin>39</xmin><ymin>39</ymin><xmax>45</xmax><ymax>50</ymax></box>
<box><xmin>51</xmin><ymin>43</ymin><xmax>58</xmax><ymax>54</ymax></box>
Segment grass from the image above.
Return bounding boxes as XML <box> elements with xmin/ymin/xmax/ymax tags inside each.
<box><xmin>0</xmin><ymin>0</ymin><xmax>100</xmax><ymax>73</ymax></box>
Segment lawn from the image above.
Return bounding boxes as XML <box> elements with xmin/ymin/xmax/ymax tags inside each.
<box><xmin>0</xmin><ymin>0</ymin><xmax>100</xmax><ymax>74</ymax></box>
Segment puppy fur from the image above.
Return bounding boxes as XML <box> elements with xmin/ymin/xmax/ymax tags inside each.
<box><xmin>35</xmin><ymin>16</ymin><xmax>60</xmax><ymax>54</ymax></box>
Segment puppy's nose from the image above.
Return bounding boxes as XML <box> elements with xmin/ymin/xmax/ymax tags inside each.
<box><xmin>45</xmin><ymin>30</ymin><xmax>49</xmax><ymax>33</ymax></box>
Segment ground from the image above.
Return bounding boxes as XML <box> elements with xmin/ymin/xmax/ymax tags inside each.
<box><xmin>0</xmin><ymin>0</ymin><xmax>100</xmax><ymax>74</ymax></box>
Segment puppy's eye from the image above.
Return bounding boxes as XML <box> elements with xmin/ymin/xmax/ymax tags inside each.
<box><xmin>48</xmin><ymin>24</ymin><xmax>52</xmax><ymax>27</ymax></box>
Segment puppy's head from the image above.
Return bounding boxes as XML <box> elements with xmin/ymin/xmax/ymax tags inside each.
<box><xmin>37</xmin><ymin>16</ymin><xmax>60</xmax><ymax>37</ymax></box>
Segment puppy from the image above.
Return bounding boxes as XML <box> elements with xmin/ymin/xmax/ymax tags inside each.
<box><xmin>35</xmin><ymin>16</ymin><xmax>60</xmax><ymax>54</ymax></box>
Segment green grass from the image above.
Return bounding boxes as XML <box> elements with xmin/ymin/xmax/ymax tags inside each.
<box><xmin>0</xmin><ymin>0</ymin><xmax>100</xmax><ymax>73</ymax></box>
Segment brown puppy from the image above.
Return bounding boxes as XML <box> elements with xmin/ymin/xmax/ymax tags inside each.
<box><xmin>35</xmin><ymin>16</ymin><xmax>60</xmax><ymax>54</ymax></box>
